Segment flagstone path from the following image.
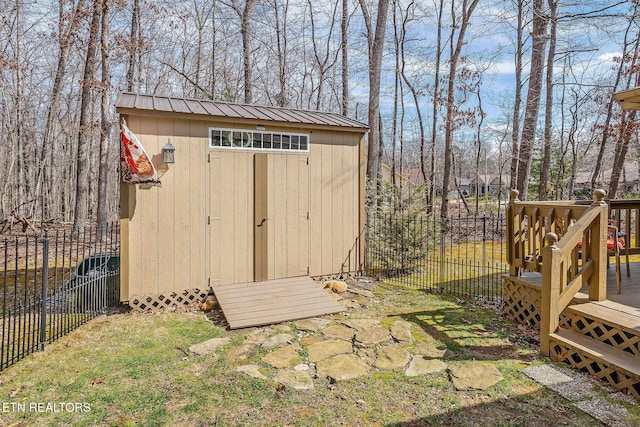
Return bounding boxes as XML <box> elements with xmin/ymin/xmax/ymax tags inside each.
<box><xmin>189</xmin><ymin>280</ymin><xmax>504</xmax><ymax>392</ymax></box>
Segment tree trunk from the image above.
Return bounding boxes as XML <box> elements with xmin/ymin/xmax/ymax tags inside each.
<box><xmin>509</xmin><ymin>0</ymin><xmax>524</xmax><ymax>191</ymax></box>
<box><xmin>126</xmin><ymin>0</ymin><xmax>140</xmax><ymax>92</ymax></box>
<box><xmin>591</xmin><ymin>2</ymin><xmax>638</xmax><ymax>190</ymax></box>
<box><xmin>240</xmin><ymin>0</ymin><xmax>257</xmax><ymax>104</ymax></box>
<box><xmin>97</xmin><ymin>0</ymin><xmax>111</xmax><ymax>228</ymax></box>
<box><xmin>429</xmin><ymin>0</ymin><xmax>444</xmax><ymax>213</ymax></box>
<box><xmin>73</xmin><ymin>0</ymin><xmax>101</xmax><ymax>230</ymax></box>
<box><xmin>360</xmin><ymin>0</ymin><xmax>390</xmax><ymax>202</ymax></box>
<box><xmin>538</xmin><ymin>0</ymin><xmax>557</xmax><ymax>201</ymax></box>
<box><xmin>515</xmin><ymin>0</ymin><xmax>548</xmax><ymax>199</ymax></box>
<box><xmin>440</xmin><ymin>0</ymin><xmax>480</xmax><ymax>219</ymax></box>
<box><xmin>342</xmin><ymin>0</ymin><xmax>349</xmax><ymax>116</ymax></box>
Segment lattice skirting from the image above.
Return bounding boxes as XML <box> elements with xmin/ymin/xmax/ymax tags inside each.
<box><xmin>572</xmin><ymin>314</ymin><xmax>640</xmax><ymax>357</ymax></box>
<box><xmin>551</xmin><ymin>339</ymin><xmax>640</xmax><ymax>401</ymax></box>
<box><xmin>502</xmin><ymin>276</ymin><xmax>574</xmax><ymax>329</ymax></box>
<box><xmin>503</xmin><ymin>276</ymin><xmax>542</xmax><ymax>327</ymax></box>
<box><xmin>128</xmin><ymin>288</ymin><xmax>208</xmax><ymax>312</ymax></box>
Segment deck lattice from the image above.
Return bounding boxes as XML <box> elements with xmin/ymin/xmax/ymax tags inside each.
<box><xmin>213</xmin><ymin>276</ymin><xmax>345</xmax><ymax>329</ymax></box>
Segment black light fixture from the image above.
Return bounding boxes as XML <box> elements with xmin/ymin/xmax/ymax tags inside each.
<box><xmin>162</xmin><ymin>139</ymin><xmax>175</xmax><ymax>164</ymax></box>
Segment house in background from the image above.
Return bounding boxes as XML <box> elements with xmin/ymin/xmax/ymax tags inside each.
<box><xmin>116</xmin><ymin>93</ymin><xmax>368</xmax><ymax>323</ymax></box>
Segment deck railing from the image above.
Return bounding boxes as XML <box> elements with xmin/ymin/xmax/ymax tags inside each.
<box><xmin>506</xmin><ymin>189</ymin><xmax>609</xmax><ymax>355</ymax></box>
<box><xmin>609</xmin><ymin>199</ymin><xmax>640</xmax><ymax>277</ymax></box>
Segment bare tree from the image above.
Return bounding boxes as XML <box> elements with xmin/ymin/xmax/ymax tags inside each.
<box><xmin>592</xmin><ymin>1</ymin><xmax>640</xmax><ymax>190</ymax></box>
<box><xmin>359</xmin><ymin>0</ymin><xmax>390</xmax><ymax>200</ymax></box>
<box><xmin>97</xmin><ymin>0</ymin><xmax>111</xmax><ymax>228</ymax></box>
<box><xmin>440</xmin><ymin>0</ymin><xmax>480</xmax><ymax>219</ymax></box>
<box><xmin>225</xmin><ymin>0</ymin><xmax>258</xmax><ymax>104</ymax></box>
<box><xmin>429</xmin><ymin>0</ymin><xmax>445</xmax><ymax>213</ymax></box>
<box><xmin>538</xmin><ymin>0</ymin><xmax>557</xmax><ymax>200</ymax></box>
<box><xmin>342</xmin><ymin>0</ymin><xmax>349</xmax><ymax>115</ymax></box>
<box><xmin>509</xmin><ymin>0</ymin><xmax>524</xmax><ymax>191</ymax></box>
<box><xmin>73</xmin><ymin>0</ymin><xmax>101</xmax><ymax>230</ymax></box>
<box><xmin>515</xmin><ymin>0</ymin><xmax>548</xmax><ymax>199</ymax></box>
<box><xmin>125</xmin><ymin>0</ymin><xmax>140</xmax><ymax>92</ymax></box>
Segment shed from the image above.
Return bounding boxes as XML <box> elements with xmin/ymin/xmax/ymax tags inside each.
<box><xmin>116</xmin><ymin>93</ymin><xmax>368</xmax><ymax>323</ymax></box>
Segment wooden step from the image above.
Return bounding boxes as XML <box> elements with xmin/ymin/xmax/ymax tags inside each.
<box><xmin>550</xmin><ymin>329</ymin><xmax>640</xmax><ymax>378</ymax></box>
<box><xmin>567</xmin><ymin>302</ymin><xmax>640</xmax><ymax>335</ymax></box>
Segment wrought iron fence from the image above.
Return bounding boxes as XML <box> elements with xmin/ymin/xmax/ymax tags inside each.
<box><xmin>1</xmin><ymin>223</ymin><xmax>120</xmax><ymax>371</ymax></box>
<box><xmin>365</xmin><ymin>212</ymin><xmax>508</xmax><ymax>301</ymax></box>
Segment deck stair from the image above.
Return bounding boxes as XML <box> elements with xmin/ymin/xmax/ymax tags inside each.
<box><xmin>549</xmin><ymin>302</ymin><xmax>640</xmax><ymax>400</ymax></box>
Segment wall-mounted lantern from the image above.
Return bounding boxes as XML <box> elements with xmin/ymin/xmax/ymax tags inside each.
<box><xmin>162</xmin><ymin>139</ymin><xmax>175</xmax><ymax>164</ymax></box>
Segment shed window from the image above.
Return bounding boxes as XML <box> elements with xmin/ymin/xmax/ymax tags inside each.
<box><xmin>209</xmin><ymin>128</ymin><xmax>309</xmax><ymax>152</ymax></box>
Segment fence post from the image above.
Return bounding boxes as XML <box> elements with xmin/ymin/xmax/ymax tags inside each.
<box><xmin>439</xmin><ymin>217</ymin><xmax>447</xmax><ymax>286</ymax></box>
<box><xmin>40</xmin><ymin>231</ymin><xmax>49</xmax><ymax>351</ymax></box>
<box><xmin>540</xmin><ymin>232</ymin><xmax>560</xmax><ymax>357</ymax></box>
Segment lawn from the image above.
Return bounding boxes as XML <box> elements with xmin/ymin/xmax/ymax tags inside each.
<box><xmin>0</xmin><ymin>283</ymin><xmax>637</xmax><ymax>427</ymax></box>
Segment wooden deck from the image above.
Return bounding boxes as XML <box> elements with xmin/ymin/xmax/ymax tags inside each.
<box><xmin>580</xmin><ymin>261</ymin><xmax>640</xmax><ymax>318</ymax></box>
<box><xmin>212</xmin><ymin>276</ymin><xmax>345</xmax><ymax>329</ymax></box>
<box><xmin>521</xmin><ymin>261</ymin><xmax>640</xmax><ymax>318</ymax></box>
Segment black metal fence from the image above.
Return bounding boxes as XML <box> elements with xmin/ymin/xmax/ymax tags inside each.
<box><xmin>365</xmin><ymin>212</ymin><xmax>508</xmax><ymax>301</ymax></box>
<box><xmin>1</xmin><ymin>223</ymin><xmax>120</xmax><ymax>371</ymax></box>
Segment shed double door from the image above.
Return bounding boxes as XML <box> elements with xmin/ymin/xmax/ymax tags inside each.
<box><xmin>208</xmin><ymin>151</ymin><xmax>309</xmax><ymax>286</ymax></box>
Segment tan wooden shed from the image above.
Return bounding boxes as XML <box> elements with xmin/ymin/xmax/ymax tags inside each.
<box><xmin>116</xmin><ymin>93</ymin><xmax>368</xmax><ymax>316</ymax></box>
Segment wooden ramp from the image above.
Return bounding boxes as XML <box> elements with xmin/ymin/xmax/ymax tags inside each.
<box><xmin>213</xmin><ymin>276</ymin><xmax>345</xmax><ymax>329</ymax></box>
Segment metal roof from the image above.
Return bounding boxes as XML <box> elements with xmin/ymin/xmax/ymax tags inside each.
<box><xmin>116</xmin><ymin>92</ymin><xmax>369</xmax><ymax>132</ymax></box>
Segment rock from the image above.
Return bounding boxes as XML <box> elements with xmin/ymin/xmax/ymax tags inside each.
<box><xmin>448</xmin><ymin>361</ymin><xmax>504</xmax><ymax>391</ymax></box>
<box><xmin>354</xmin><ymin>346</ymin><xmax>377</xmax><ymax>366</ymax></box>
<box><xmin>262</xmin><ymin>343</ymin><xmax>301</xmax><ymax>369</ymax></box>
<box><xmin>226</xmin><ymin>344</ymin><xmax>255</xmax><ymax>362</ymax></box>
<box><xmin>348</xmin><ymin>295</ymin><xmax>370</xmax><ymax>306</ymax></box>
<box><xmin>294</xmin><ymin>364</ymin><xmax>310</xmax><ymax>371</ymax></box>
<box><xmin>307</xmin><ymin>340</ymin><xmax>353</xmax><ymax>363</ymax></box>
<box><xmin>321</xmin><ymin>325</ymin><xmax>355</xmax><ymax>341</ymax></box>
<box><xmin>341</xmin><ymin>318</ymin><xmax>380</xmax><ymax>330</ymax></box>
<box><xmin>405</xmin><ymin>356</ymin><xmax>448</xmax><ymax>377</ymax></box>
<box><xmin>273</xmin><ymin>324</ymin><xmax>292</xmax><ymax>332</ymax></box>
<box><xmin>355</xmin><ymin>326</ymin><xmax>389</xmax><ymax>346</ymax></box>
<box><xmin>340</xmin><ymin>300</ymin><xmax>360</xmax><ymax>309</ymax></box>
<box><xmin>374</xmin><ymin>345</ymin><xmax>411</xmax><ymax>370</ymax></box>
<box><xmin>300</xmin><ymin>336</ymin><xmax>323</xmax><ymax>347</ymax></box>
<box><xmin>348</xmin><ymin>288</ymin><xmax>375</xmax><ymax>298</ymax></box>
<box><xmin>236</xmin><ymin>364</ymin><xmax>265</xmax><ymax>379</ymax></box>
<box><xmin>261</xmin><ymin>333</ymin><xmax>294</xmax><ymax>350</ymax></box>
<box><xmin>295</xmin><ymin>318</ymin><xmax>330</xmax><ymax>332</ymax></box>
<box><xmin>316</xmin><ymin>354</ymin><xmax>371</xmax><ymax>381</ymax></box>
<box><xmin>274</xmin><ymin>370</ymin><xmax>314</xmax><ymax>391</ymax></box>
<box><xmin>244</xmin><ymin>329</ymin><xmax>274</xmax><ymax>346</ymax></box>
<box><xmin>325</xmin><ymin>280</ymin><xmax>348</xmax><ymax>293</ymax></box>
<box><xmin>391</xmin><ymin>320</ymin><xmax>413</xmax><ymax>345</ymax></box>
<box><xmin>189</xmin><ymin>337</ymin><xmax>230</xmax><ymax>356</ymax></box>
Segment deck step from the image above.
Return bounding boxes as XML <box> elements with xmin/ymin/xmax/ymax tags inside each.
<box><xmin>566</xmin><ymin>302</ymin><xmax>640</xmax><ymax>334</ymax></box>
<box><xmin>549</xmin><ymin>329</ymin><xmax>640</xmax><ymax>400</ymax></box>
<box><xmin>551</xmin><ymin>329</ymin><xmax>640</xmax><ymax>376</ymax></box>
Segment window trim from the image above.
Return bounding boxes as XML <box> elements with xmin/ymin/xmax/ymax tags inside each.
<box><xmin>209</xmin><ymin>127</ymin><xmax>310</xmax><ymax>152</ymax></box>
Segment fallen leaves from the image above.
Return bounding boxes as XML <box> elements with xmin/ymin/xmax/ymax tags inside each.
<box><xmin>9</xmin><ymin>386</ymin><xmax>22</xmax><ymax>398</ymax></box>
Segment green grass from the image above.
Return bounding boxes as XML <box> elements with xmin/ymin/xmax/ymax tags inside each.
<box><xmin>0</xmin><ymin>285</ymin><xmax>637</xmax><ymax>426</ymax></box>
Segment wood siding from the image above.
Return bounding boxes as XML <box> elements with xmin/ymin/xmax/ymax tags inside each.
<box><xmin>120</xmin><ymin>115</ymin><xmax>364</xmax><ymax>302</ymax></box>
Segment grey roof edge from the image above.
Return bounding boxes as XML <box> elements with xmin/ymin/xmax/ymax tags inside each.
<box><xmin>115</xmin><ymin>92</ymin><xmax>369</xmax><ymax>131</ymax></box>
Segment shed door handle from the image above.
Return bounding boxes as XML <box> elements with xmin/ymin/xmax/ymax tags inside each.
<box><xmin>257</xmin><ymin>217</ymin><xmax>269</xmax><ymax>227</ymax></box>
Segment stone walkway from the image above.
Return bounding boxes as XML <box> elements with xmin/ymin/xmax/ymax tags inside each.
<box><xmin>190</xmin><ymin>281</ymin><xmax>504</xmax><ymax>392</ymax></box>
<box><xmin>189</xmin><ymin>280</ymin><xmax>637</xmax><ymax>425</ymax></box>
